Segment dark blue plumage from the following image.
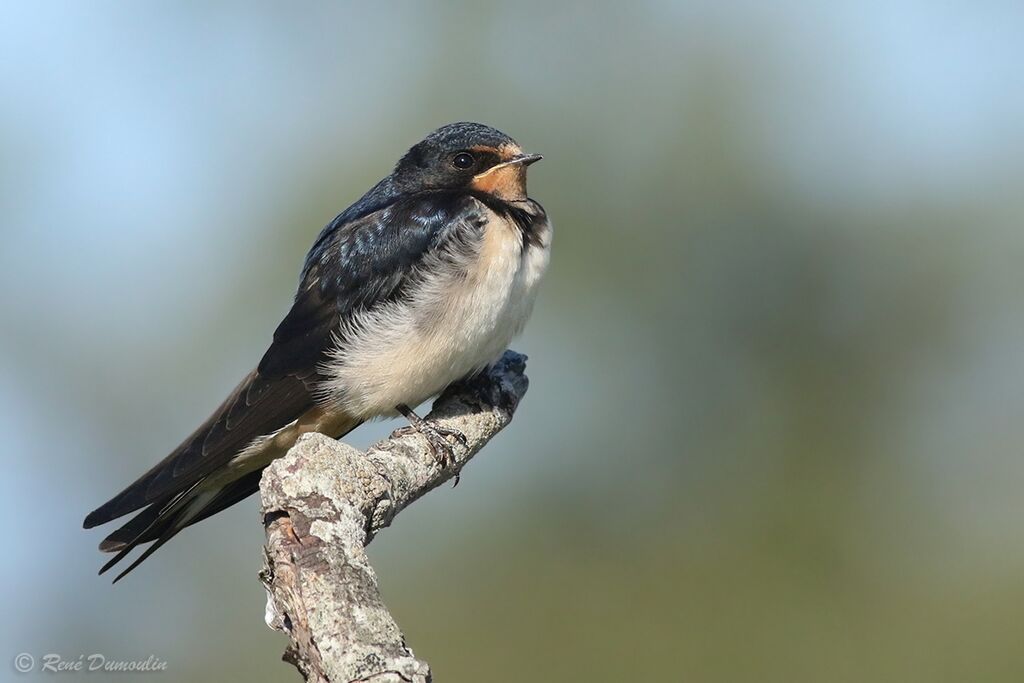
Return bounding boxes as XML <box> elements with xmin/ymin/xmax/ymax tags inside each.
<box><xmin>259</xmin><ymin>192</ymin><xmax>486</xmax><ymax>378</ymax></box>
<box><xmin>83</xmin><ymin>122</ymin><xmax>547</xmax><ymax>582</ymax></box>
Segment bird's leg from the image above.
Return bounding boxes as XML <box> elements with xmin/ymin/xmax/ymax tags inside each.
<box><xmin>394</xmin><ymin>404</ymin><xmax>469</xmax><ymax>481</ymax></box>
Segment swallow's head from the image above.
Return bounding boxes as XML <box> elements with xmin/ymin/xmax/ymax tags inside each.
<box><xmin>394</xmin><ymin>122</ymin><xmax>542</xmax><ymax>201</ymax></box>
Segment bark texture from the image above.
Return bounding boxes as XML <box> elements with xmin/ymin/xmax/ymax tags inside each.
<box><xmin>260</xmin><ymin>350</ymin><xmax>530</xmax><ymax>682</ymax></box>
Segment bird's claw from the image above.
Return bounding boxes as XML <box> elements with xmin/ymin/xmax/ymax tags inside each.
<box><xmin>433</xmin><ymin>423</ymin><xmax>470</xmax><ymax>450</ymax></box>
<box><xmin>393</xmin><ymin>422</ymin><xmax>468</xmax><ymax>471</ymax></box>
<box><xmin>394</xmin><ymin>404</ymin><xmax>469</xmax><ymax>486</ymax></box>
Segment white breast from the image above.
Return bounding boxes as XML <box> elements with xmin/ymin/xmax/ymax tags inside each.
<box><xmin>319</xmin><ymin>208</ymin><xmax>551</xmax><ymax>418</ymax></box>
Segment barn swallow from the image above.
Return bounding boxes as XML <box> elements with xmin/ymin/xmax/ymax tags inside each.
<box><xmin>83</xmin><ymin>122</ymin><xmax>550</xmax><ymax>582</ymax></box>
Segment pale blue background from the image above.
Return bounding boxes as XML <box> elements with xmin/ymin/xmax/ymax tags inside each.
<box><xmin>3</xmin><ymin>2</ymin><xmax>1024</xmax><ymax>681</ymax></box>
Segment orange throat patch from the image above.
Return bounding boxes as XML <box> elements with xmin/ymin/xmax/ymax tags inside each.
<box><xmin>470</xmin><ymin>163</ymin><xmax>529</xmax><ymax>201</ymax></box>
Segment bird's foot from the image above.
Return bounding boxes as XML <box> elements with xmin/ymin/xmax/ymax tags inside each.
<box><xmin>392</xmin><ymin>423</ymin><xmax>466</xmax><ymax>468</ymax></box>
<box><xmin>395</xmin><ymin>404</ymin><xmax>469</xmax><ymax>484</ymax></box>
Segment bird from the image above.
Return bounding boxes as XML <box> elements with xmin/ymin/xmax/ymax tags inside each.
<box><xmin>83</xmin><ymin>122</ymin><xmax>550</xmax><ymax>582</ymax></box>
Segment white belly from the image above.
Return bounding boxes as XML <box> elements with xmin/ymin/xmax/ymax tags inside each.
<box><xmin>318</xmin><ymin>211</ymin><xmax>550</xmax><ymax>418</ymax></box>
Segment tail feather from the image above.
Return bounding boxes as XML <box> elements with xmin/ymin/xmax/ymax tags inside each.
<box><xmin>95</xmin><ymin>417</ymin><xmax>362</xmax><ymax>582</ymax></box>
<box><xmin>98</xmin><ymin>492</ymin><xmax>176</xmax><ymax>552</ymax></box>
<box><xmin>110</xmin><ymin>527</ymin><xmax>183</xmax><ymax>584</ymax></box>
<box><xmin>98</xmin><ymin>482</ymin><xmax>244</xmax><ymax>583</ymax></box>
<box><xmin>102</xmin><ymin>471</ymin><xmax>268</xmax><ymax>583</ymax></box>
<box><xmin>83</xmin><ymin>369</ymin><xmax>317</xmax><ymax>530</ymax></box>
<box><xmin>99</xmin><ymin>485</ymin><xmax>204</xmax><ymax>578</ymax></box>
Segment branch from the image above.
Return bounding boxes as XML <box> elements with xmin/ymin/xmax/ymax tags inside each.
<box><xmin>259</xmin><ymin>351</ymin><xmax>530</xmax><ymax>682</ymax></box>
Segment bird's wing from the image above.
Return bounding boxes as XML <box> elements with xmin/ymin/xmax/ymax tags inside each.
<box><xmin>83</xmin><ymin>369</ymin><xmax>316</xmax><ymax>528</ymax></box>
<box><xmin>84</xmin><ymin>191</ymin><xmax>485</xmax><ymax>530</ymax></box>
<box><xmin>257</xmin><ymin>191</ymin><xmax>485</xmax><ymax>378</ymax></box>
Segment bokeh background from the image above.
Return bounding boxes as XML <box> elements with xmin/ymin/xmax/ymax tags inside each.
<box><xmin>3</xmin><ymin>2</ymin><xmax>1024</xmax><ymax>681</ymax></box>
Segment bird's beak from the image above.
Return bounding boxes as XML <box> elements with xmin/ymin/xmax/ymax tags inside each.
<box><xmin>471</xmin><ymin>153</ymin><xmax>542</xmax><ymax>201</ymax></box>
<box><xmin>508</xmin><ymin>153</ymin><xmax>543</xmax><ymax>167</ymax></box>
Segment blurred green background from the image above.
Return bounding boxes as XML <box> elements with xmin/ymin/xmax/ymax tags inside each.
<box><xmin>3</xmin><ymin>2</ymin><xmax>1024</xmax><ymax>681</ymax></box>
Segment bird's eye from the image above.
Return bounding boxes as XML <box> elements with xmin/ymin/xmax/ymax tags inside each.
<box><xmin>452</xmin><ymin>152</ymin><xmax>475</xmax><ymax>170</ymax></box>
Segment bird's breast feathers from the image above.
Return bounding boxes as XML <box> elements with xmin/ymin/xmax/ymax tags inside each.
<box><xmin>318</xmin><ymin>202</ymin><xmax>550</xmax><ymax>417</ymax></box>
